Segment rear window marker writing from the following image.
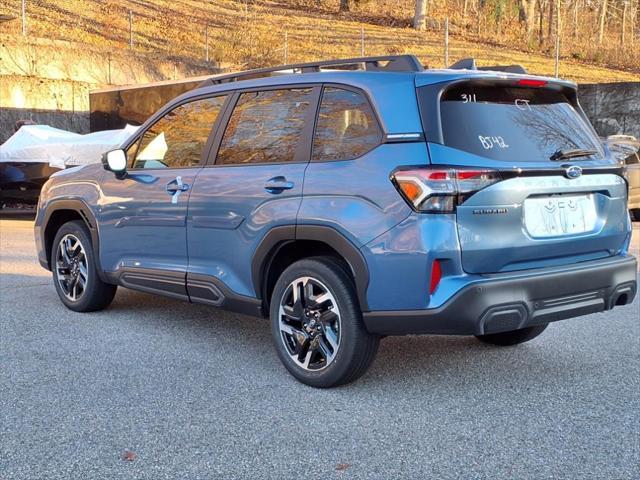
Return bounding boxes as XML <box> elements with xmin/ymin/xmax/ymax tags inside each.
<box><xmin>479</xmin><ymin>136</ymin><xmax>509</xmax><ymax>150</ymax></box>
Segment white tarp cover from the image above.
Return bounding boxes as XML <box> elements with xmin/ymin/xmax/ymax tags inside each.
<box><xmin>0</xmin><ymin>125</ymin><xmax>138</xmax><ymax>169</ymax></box>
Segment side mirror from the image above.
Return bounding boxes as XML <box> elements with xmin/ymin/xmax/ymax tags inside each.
<box><xmin>102</xmin><ymin>149</ymin><xmax>127</xmax><ymax>177</ymax></box>
<box><xmin>606</xmin><ymin>135</ymin><xmax>640</xmax><ymax>164</ymax></box>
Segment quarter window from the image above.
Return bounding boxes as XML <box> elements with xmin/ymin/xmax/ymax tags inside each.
<box><xmin>312</xmin><ymin>87</ymin><xmax>381</xmax><ymax>161</ymax></box>
<box><xmin>216</xmin><ymin>88</ymin><xmax>313</xmax><ymax>165</ymax></box>
<box><xmin>130</xmin><ymin>96</ymin><xmax>226</xmax><ymax>169</ymax></box>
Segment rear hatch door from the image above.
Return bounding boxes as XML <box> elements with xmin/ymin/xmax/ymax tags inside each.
<box><xmin>417</xmin><ymin>76</ymin><xmax>629</xmax><ymax>274</ymax></box>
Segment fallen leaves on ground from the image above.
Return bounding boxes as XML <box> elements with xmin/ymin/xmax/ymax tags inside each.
<box><xmin>122</xmin><ymin>450</ymin><xmax>137</xmax><ymax>462</ymax></box>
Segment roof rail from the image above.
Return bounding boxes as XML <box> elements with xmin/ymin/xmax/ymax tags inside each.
<box><xmin>448</xmin><ymin>57</ymin><xmax>528</xmax><ymax>74</ymax></box>
<box><xmin>199</xmin><ymin>55</ymin><xmax>424</xmax><ymax>87</ymax></box>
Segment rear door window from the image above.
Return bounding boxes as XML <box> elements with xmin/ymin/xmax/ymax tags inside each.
<box><xmin>312</xmin><ymin>87</ymin><xmax>381</xmax><ymax>161</ymax></box>
<box><xmin>216</xmin><ymin>88</ymin><xmax>313</xmax><ymax>165</ymax></box>
<box><xmin>436</xmin><ymin>83</ymin><xmax>603</xmax><ymax>162</ymax></box>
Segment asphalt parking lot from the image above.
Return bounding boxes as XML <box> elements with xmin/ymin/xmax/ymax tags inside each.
<box><xmin>1</xmin><ymin>215</ymin><xmax>639</xmax><ymax>480</ymax></box>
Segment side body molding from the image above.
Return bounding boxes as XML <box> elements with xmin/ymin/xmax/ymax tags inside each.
<box><xmin>251</xmin><ymin>225</ymin><xmax>370</xmax><ymax>312</ymax></box>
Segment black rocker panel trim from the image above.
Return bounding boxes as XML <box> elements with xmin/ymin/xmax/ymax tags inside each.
<box><xmin>187</xmin><ymin>272</ymin><xmax>263</xmax><ymax>317</ymax></box>
<box><xmin>117</xmin><ymin>268</ymin><xmax>188</xmax><ymax>301</ymax></box>
<box><xmin>109</xmin><ymin>267</ymin><xmax>264</xmax><ymax>317</ymax></box>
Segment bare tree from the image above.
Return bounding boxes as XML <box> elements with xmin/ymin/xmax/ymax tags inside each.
<box><xmin>414</xmin><ymin>0</ymin><xmax>428</xmax><ymax>30</ymax></box>
<box><xmin>598</xmin><ymin>0</ymin><xmax>608</xmax><ymax>44</ymax></box>
<box><xmin>340</xmin><ymin>0</ymin><xmax>351</xmax><ymax>12</ymax></box>
<box><xmin>518</xmin><ymin>0</ymin><xmax>538</xmax><ymax>38</ymax></box>
<box><xmin>538</xmin><ymin>0</ymin><xmax>548</xmax><ymax>44</ymax></box>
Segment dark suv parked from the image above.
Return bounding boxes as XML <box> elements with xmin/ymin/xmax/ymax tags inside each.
<box><xmin>35</xmin><ymin>56</ymin><xmax>637</xmax><ymax>387</ymax></box>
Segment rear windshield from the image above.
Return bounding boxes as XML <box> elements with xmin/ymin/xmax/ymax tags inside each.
<box><xmin>437</xmin><ymin>83</ymin><xmax>603</xmax><ymax>161</ymax></box>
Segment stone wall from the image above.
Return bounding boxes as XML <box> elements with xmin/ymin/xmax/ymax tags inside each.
<box><xmin>579</xmin><ymin>82</ymin><xmax>640</xmax><ymax>139</ymax></box>
<box><xmin>0</xmin><ymin>107</ymin><xmax>89</xmax><ymax>143</ymax></box>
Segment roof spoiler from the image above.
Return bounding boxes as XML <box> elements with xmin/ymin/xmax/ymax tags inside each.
<box><xmin>198</xmin><ymin>54</ymin><xmax>425</xmax><ymax>87</ymax></box>
<box><xmin>448</xmin><ymin>58</ymin><xmax>528</xmax><ymax>74</ymax></box>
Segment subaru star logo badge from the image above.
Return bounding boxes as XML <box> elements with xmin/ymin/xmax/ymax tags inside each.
<box><xmin>565</xmin><ymin>165</ymin><xmax>582</xmax><ymax>179</ymax></box>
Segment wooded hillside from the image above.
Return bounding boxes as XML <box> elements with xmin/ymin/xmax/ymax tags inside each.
<box><xmin>0</xmin><ymin>0</ymin><xmax>637</xmax><ymax>85</ymax></box>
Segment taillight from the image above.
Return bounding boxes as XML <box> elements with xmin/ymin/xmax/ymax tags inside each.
<box><xmin>392</xmin><ymin>167</ymin><xmax>501</xmax><ymax>213</ymax></box>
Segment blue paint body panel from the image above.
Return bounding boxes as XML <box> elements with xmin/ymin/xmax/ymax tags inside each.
<box><xmin>186</xmin><ymin>164</ymin><xmax>306</xmax><ymax>297</ymax></box>
<box><xmin>298</xmin><ymin>143</ymin><xmax>419</xmax><ymax>247</ymax></box>
<box><xmin>97</xmin><ymin>167</ymin><xmax>199</xmax><ymax>274</ymax></box>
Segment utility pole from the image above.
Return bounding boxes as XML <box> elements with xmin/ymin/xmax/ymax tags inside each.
<box><xmin>573</xmin><ymin>0</ymin><xmax>579</xmax><ymax>39</ymax></box>
<box><xmin>21</xmin><ymin>0</ymin><xmax>26</xmax><ymax>36</ymax></box>
<box><xmin>284</xmin><ymin>32</ymin><xmax>288</xmax><ymax>64</ymax></box>
<box><xmin>554</xmin><ymin>31</ymin><xmax>560</xmax><ymax>77</ymax></box>
<box><xmin>205</xmin><ymin>25</ymin><xmax>209</xmax><ymax>62</ymax></box>
<box><xmin>129</xmin><ymin>10</ymin><xmax>134</xmax><ymax>49</ymax></box>
<box><xmin>622</xmin><ymin>1</ymin><xmax>628</xmax><ymax>45</ymax></box>
<box><xmin>444</xmin><ymin>17</ymin><xmax>449</xmax><ymax>67</ymax></box>
<box><xmin>554</xmin><ymin>6</ymin><xmax>560</xmax><ymax>77</ymax></box>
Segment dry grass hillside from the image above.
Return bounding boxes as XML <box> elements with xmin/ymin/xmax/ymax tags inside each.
<box><xmin>0</xmin><ymin>0</ymin><xmax>638</xmax><ymax>88</ymax></box>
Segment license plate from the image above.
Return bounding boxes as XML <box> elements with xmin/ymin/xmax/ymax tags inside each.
<box><xmin>524</xmin><ymin>194</ymin><xmax>598</xmax><ymax>238</ymax></box>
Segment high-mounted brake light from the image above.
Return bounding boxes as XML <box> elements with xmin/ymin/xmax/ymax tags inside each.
<box><xmin>392</xmin><ymin>168</ymin><xmax>501</xmax><ymax>213</ymax></box>
<box><xmin>516</xmin><ymin>79</ymin><xmax>547</xmax><ymax>87</ymax></box>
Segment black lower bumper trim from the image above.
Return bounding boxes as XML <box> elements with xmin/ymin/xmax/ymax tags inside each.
<box><xmin>363</xmin><ymin>255</ymin><xmax>638</xmax><ymax>336</ymax></box>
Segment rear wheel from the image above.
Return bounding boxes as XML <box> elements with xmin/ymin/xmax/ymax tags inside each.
<box><xmin>270</xmin><ymin>257</ymin><xmax>379</xmax><ymax>388</ymax></box>
<box><xmin>475</xmin><ymin>324</ymin><xmax>548</xmax><ymax>346</ymax></box>
<box><xmin>51</xmin><ymin>220</ymin><xmax>117</xmax><ymax>312</ymax></box>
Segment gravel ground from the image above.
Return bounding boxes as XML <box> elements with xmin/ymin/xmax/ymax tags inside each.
<box><xmin>1</xmin><ymin>216</ymin><xmax>639</xmax><ymax>480</ymax></box>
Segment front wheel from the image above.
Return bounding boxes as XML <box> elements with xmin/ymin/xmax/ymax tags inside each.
<box><xmin>51</xmin><ymin>220</ymin><xmax>117</xmax><ymax>312</ymax></box>
<box><xmin>270</xmin><ymin>257</ymin><xmax>379</xmax><ymax>388</ymax></box>
<box><xmin>475</xmin><ymin>324</ymin><xmax>548</xmax><ymax>346</ymax></box>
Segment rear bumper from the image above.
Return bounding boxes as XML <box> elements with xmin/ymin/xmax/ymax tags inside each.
<box><xmin>363</xmin><ymin>255</ymin><xmax>638</xmax><ymax>336</ymax></box>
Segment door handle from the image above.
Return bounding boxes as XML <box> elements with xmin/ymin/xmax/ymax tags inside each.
<box><xmin>166</xmin><ymin>176</ymin><xmax>189</xmax><ymax>204</ymax></box>
<box><xmin>166</xmin><ymin>176</ymin><xmax>190</xmax><ymax>193</ymax></box>
<box><xmin>264</xmin><ymin>176</ymin><xmax>294</xmax><ymax>194</ymax></box>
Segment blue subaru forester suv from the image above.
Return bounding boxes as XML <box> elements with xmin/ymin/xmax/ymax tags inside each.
<box><xmin>35</xmin><ymin>55</ymin><xmax>637</xmax><ymax>387</ymax></box>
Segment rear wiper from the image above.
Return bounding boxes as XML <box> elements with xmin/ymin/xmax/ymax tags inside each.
<box><xmin>549</xmin><ymin>148</ymin><xmax>597</xmax><ymax>161</ymax></box>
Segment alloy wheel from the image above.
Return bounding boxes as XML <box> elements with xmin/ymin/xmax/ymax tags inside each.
<box><xmin>55</xmin><ymin>234</ymin><xmax>88</xmax><ymax>302</ymax></box>
<box><xmin>278</xmin><ymin>276</ymin><xmax>341</xmax><ymax>371</ymax></box>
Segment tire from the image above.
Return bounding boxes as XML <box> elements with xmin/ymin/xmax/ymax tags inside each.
<box><xmin>475</xmin><ymin>324</ymin><xmax>548</xmax><ymax>346</ymax></box>
<box><xmin>51</xmin><ymin>220</ymin><xmax>117</xmax><ymax>312</ymax></box>
<box><xmin>270</xmin><ymin>257</ymin><xmax>379</xmax><ymax>388</ymax></box>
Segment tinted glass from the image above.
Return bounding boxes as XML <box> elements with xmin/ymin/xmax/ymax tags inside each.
<box><xmin>131</xmin><ymin>96</ymin><xmax>225</xmax><ymax>169</ymax></box>
<box><xmin>216</xmin><ymin>89</ymin><xmax>312</xmax><ymax>165</ymax></box>
<box><xmin>312</xmin><ymin>87</ymin><xmax>381</xmax><ymax>161</ymax></box>
<box><xmin>438</xmin><ymin>83</ymin><xmax>603</xmax><ymax>162</ymax></box>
